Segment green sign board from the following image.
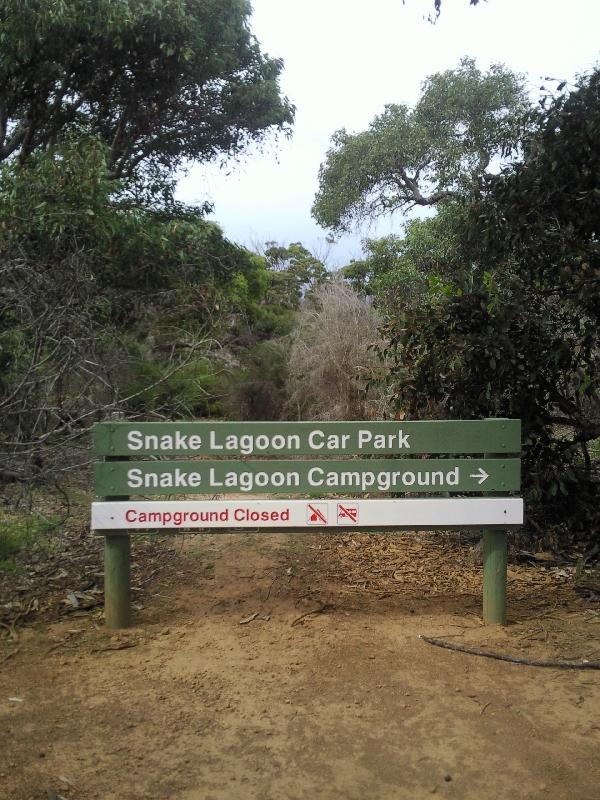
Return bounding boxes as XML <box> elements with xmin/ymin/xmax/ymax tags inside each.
<box><xmin>94</xmin><ymin>419</ymin><xmax>521</xmax><ymax>457</ymax></box>
<box><xmin>94</xmin><ymin>458</ymin><xmax>520</xmax><ymax>496</ymax></box>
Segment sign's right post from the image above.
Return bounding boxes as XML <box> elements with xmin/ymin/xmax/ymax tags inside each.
<box><xmin>482</xmin><ymin>448</ymin><xmax>508</xmax><ymax>624</ymax></box>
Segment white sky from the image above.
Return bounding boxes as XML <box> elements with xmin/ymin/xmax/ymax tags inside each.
<box><xmin>176</xmin><ymin>0</ymin><xmax>600</xmax><ymax>267</ymax></box>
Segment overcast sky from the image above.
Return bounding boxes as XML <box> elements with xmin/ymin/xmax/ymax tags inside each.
<box><xmin>176</xmin><ymin>0</ymin><xmax>600</xmax><ymax>267</ymax></box>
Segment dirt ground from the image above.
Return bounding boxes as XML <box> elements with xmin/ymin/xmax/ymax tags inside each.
<box><xmin>2</xmin><ymin>530</ymin><xmax>600</xmax><ymax>800</ymax></box>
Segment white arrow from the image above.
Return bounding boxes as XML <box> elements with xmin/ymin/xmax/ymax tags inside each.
<box><xmin>469</xmin><ymin>467</ymin><xmax>489</xmax><ymax>485</ymax></box>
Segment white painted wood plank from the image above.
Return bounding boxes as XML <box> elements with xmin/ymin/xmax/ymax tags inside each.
<box><xmin>92</xmin><ymin>498</ymin><xmax>523</xmax><ymax>530</ymax></box>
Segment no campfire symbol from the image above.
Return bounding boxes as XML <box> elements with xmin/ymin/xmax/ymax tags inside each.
<box><xmin>307</xmin><ymin>503</ymin><xmax>328</xmax><ymax>525</ymax></box>
<box><xmin>337</xmin><ymin>503</ymin><xmax>359</xmax><ymax>524</ymax></box>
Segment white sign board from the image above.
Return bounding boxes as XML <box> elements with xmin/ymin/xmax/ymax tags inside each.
<box><xmin>92</xmin><ymin>498</ymin><xmax>524</xmax><ymax>531</ymax></box>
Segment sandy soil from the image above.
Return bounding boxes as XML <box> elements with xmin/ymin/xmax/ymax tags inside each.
<box><xmin>1</xmin><ymin>531</ymin><xmax>600</xmax><ymax>800</ymax></box>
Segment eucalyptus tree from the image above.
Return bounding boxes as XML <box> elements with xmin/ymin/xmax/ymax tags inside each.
<box><xmin>0</xmin><ymin>0</ymin><xmax>294</xmax><ymax>193</ymax></box>
<box><xmin>312</xmin><ymin>58</ymin><xmax>529</xmax><ymax>232</ymax></box>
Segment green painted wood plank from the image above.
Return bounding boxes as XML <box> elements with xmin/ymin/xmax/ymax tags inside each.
<box><xmin>94</xmin><ymin>458</ymin><xmax>521</xmax><ymax>496</ymax></box>
<box><xmin>93</xmin><ymin>419</ymin><xmax>521</xmax><ymax>456</ymax></box>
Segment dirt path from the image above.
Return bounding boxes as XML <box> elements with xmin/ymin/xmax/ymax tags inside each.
<box><xmin>2</xmin><ymin>531</ymin><xmax>600</xmax><ymax>800</ymax></box>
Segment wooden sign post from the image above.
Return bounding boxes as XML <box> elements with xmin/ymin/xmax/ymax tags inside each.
<box><xmin>91</xmin><ymin>419</ymin><xmax>522</xmax><ymax>628</ymax></box>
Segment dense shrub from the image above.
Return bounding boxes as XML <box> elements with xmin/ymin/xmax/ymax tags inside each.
<box><xmin>377</xmin><ymin>72</ymin><xmax>600</xmax><ymax>541</ymax></box>
<box><xmin>0</xmin><ymin>140</ymin><xmax>269</xmax><ymax>485</ymax></box>
<box><xmin>224</xmin><ymin>341</ymin><xmax>290</xmax><ymax>421</ymax></box>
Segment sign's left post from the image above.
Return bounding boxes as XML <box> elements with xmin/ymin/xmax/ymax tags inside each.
<box><xmin>102</xmin><ymin>453</ymin><xmax>131</xmax><ymax>629</ymax></box>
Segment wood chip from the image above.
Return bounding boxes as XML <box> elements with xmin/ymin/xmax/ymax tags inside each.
<box><xmin>239</xmin><ymin>612</ymin><xmax>259</xmax><ymax>625</ymax></box>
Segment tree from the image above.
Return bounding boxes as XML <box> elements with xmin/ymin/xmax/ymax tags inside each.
<box><xmin>466</xmin><ymin>68</ymin><xmax>600</xmax><ymax>469</ymax></box>
<box><xmin>262</xmin><ymin>242</ymin><xmax>329</xmax><ymax>309</ymax></box>
<box><xmin>377</xmin><ymin>70</ymin><xmax>600</xmax><ymax>538</ymax></box>
<box><xmin>0</xmin><ymin>0</ymin><xmax>294</xmax><ymax>193</ymax></box>
<box><xmin>343</xmin><ymin>201</ymin><xmax>467</xmax><ymax>298</ymax></box>
<box><xmin>312</xmin><ymin>58</ymin><xmax>529</xmax><ymax>232</ymax></box>
<box><xmin>472</xmin><ymin>69</ymin><xmax>600</xmax><ymax>325</ymax></box>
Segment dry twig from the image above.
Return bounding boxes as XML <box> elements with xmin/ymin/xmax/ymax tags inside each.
<box><xmin>291</xmin><ymin>603</ymin><xmax>334</xmax><ymax>627</ymax></box>
<box><xmin>419</xmin><ymin>635</ymin><xmax>600</xmax><ymax>669</ymax></box>
<box><xmin>92</xmin><ymin>641</ymin><xmax>138</xmax><ymax>653</ymax></box>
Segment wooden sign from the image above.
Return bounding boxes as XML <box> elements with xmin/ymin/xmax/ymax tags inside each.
<box><xmin>91</xmin><ymin>417</ymin><xmax>523</xmax><ymax>628</ymax></box>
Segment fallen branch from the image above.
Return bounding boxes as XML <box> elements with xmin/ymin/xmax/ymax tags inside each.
<box><xmin>92</xmin><ymin>641</ymin><xmax>138</xmax><ymax>653</ymax></box>
<box><xmin>419</xmin><ymin>635</ymin><xmax>600</xmax><ymax>669</ymax></box>
<box><xmin>291</xmin><ymin>603</ymin><xmax>334</xmax><ymax>627</ymax></box>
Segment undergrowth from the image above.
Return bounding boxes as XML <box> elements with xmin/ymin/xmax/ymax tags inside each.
<box><xmin>0</xmin><ymin>509</ymin><xmax>58</xmax><ymax>572</ymax></box>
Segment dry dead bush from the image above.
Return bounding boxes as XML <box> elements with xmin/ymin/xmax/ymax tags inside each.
<box><xmin>0</xmin><ymin>253</ymin><xmax>207</xmax><ymax>497</ymax></box>
<box><xmin>286</xmin><ymin>276</ymin><xmax>390</xmax><ymax>420</ymax></box>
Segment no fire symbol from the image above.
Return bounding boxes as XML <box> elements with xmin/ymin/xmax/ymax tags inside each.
<box><xmin>307</xmin><ymin>503</ymin><xmax>328</xmax><ymax>525</ymax></box>
<box><xmin>337</xmin><ymin>503</ymin><xmax>359</xmax><ymax>524</ymax></box>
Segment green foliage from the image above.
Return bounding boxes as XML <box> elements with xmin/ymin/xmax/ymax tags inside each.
<box><xmin>263</xmin><ymin>242</ymin><xmax>329</xmax><ymax>309</ymax></box>
<box><xmin>0</xmin><ymin>139</ymin><xmax>270</xmax><ymax>484</ymax></box>
<box><xmin>376</xmin><ymin>71</ymin><xmax>600</xmax><ymax>536</ymax></box>
<box><xmin>244</xmin><ymin>302</ymin><xmax>296</xmax><ymax>340</ymax></box>
<box><xmin>122</xmin><ymin>354</ymin><xmax>224</xmax><ymax>418</ymax></box>
<box><xmin>0</xmin><ymin>509</ymin><xmax>55</xmax><ymax>569</ymax></box>
<box><xmin>0</xmin><ymin>1</ymin><xmax>296</xmax><ymax>494</ymax></box>
<box><xmin>0</xmin><ymin>0</ymin><xmax>294</xmax><ymax>195</ymax></box>
<box><xmin>313</xmin><ymin>58</ymin><xmax>529</xmax><ymax>232</ymax></box>
<box><xmin>226</xmin><ymin>240</ymin><xmax>330</xmax><ymax>357</ymax></box>
<box><xmin>343</xmin><ymin>203</ymin><xmax>466</xmax><ymax>302</ymax></box>
<box><xmin>225</xmin><ymin>340</ymin><xmax>290</xmax><ymax>421</ymax></box>
<box><xmin>0</xmin><ymin>139</ymin><xmax>265</xmax><ymax>325</ymax></box>
<box><xmin>471</xmin><ymin>69</ymin><xmax>600</xmax><ymax>325</ymax></box>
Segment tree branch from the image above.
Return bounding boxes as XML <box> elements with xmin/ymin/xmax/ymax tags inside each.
<box><xmin>394</xmin><ymin>160</ymin><xmax>455</xmax><ymax>207</ymax></box>
<box><xmin>420</xmin><ymin>636</ymin><xmax>600</xmax><ymax>669</ymax></box>
<box><xmin>0</xmin><ymin>121</ymin><xmax>29</xmax><ymax>160</ymax></box>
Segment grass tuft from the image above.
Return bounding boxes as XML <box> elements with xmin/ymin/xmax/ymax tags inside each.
<box><xmin>0</xmin><ymin>509</ymin><xmax>57</xmax><ymax>570</ymax></box>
